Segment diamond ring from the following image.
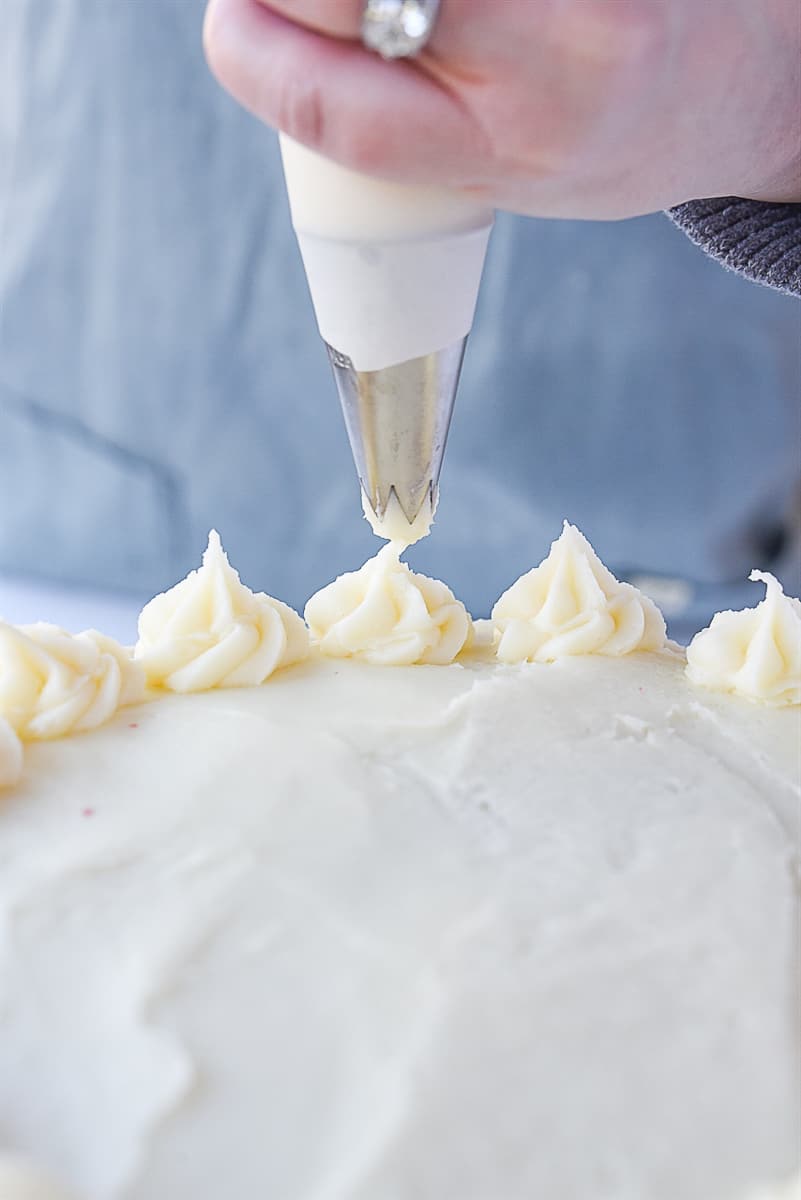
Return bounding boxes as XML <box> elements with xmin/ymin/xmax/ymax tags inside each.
<box><xmin>361</xmin><ymin>0</ymin><xmax>442</xmax><ymax>59</ymax></box>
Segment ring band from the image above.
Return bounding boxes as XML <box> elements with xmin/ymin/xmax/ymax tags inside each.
<box><xmin>361</xmin><ymin>0</ymin><xmax>441</xmax><ymax>59</ymax></box>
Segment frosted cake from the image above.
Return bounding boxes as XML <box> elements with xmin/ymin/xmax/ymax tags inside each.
<box><xmin>0</xmin><ymin>524</ymin><xmax>798</xmax><ymax>1200</ymax></box>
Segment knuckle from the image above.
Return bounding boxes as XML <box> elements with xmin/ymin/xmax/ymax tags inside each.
<box><xmin>274</xmin><ymin>69</ymin><xmax>390</xmax><ymax>176</ymax></box>
<box><xmin>276</xmin><ymin>71</ymin><xmax>327</xmax><ymax>149</ymax></box>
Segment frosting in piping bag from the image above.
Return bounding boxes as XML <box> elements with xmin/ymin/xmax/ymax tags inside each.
<box><xmin>361</xmin><ymin>490</ymin><xmax>434</xmax><ymax>548</ymax></box>
<box><xmin>134</xmin><ymin>531</ymin><xmax>309</xmax><ymax>692</ymax></box>
<box><xmin>687</xmin><ymin>571</ymin><xmax>801</xmax><ymax>706</ymax></box>
<box><xmin>491</xmin><ymin>522</ymin><xmax>667</xmax><ymax>663</ymax></box>
<box><xmin>305</xmin><ymin>543</ymin><xmax>472</xmax><ymax>665</ymax></box>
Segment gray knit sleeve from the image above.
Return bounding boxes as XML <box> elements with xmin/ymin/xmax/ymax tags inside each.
<box><xmin>668</xmin><ymin>198</ymin><xmax>801</xmax><ymax>297</ymax></box>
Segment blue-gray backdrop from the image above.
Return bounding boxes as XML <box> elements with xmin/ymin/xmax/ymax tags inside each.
<box><xmin>1</xmin><ymin>0</ymin><xmax>799</xmax><ymax>636</ymax></box>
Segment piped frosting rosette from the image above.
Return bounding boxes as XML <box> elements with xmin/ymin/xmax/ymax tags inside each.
<box><xmin>134</xmin><ymin>531</ymin><xmax>309</xmax><ymax>692</ymax></box>
<box><xmin>0</xmin><ymin>622</ymin><xmax>144</xmax><ymax>740</ymax></box>
<box><xmin>305</xmin><ymin>543</ymin><xmax>472</xmax><ymax>666</ymax></box>
<box><xmin>687</xmin><ymin>571</ymin><xmax>801</xmax><ymax>706</ymax></box>
<box><xmin>492</xmin><ymin>522</ymin><xmax>667</xmax><ymax>663</ymax></box>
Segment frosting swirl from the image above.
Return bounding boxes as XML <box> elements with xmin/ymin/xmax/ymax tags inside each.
<box><xmin>492</xmin><ymin>522</ymin><xmax>667</xmax><ymax>663</ymax></box>
<box><xmin>134</xmin><ymin>531</ymin><xmax>309</xmax><ymax>692</ymax></box>
<box><xmin>0</xmin><ymin>717</ymin><xmax>23</xmax><ymax>787</ymax></box>
<box><xmin>305</xmin><ymin>544</ymin><xmax>472</xmax><ymax>666</ymax></box>
<box><xmin>0</xmin><ymin>623</ymin><xmax>145</xmax><ymax>740</ymax></box>
<box><xmin>687</xmin><ymin>571</ymin><xmax>801</xmax><ymax>706</ymax></box>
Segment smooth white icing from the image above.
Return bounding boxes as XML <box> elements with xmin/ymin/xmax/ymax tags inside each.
<box><xmin>0</xmin><ymin>622</ymin><xmax>144</xmax><ymax>740</ymax></box>
<box><xmin>1</xmin><ymin>651</ymin><xmax>798</xmax><ymax>1199</ymax></box>
<box><xmin>0</xmin><ymin>716</ymin><xmax>23</xmax><ymax>787</ymax></box>
<box><xmin>492</xmin><ymin>522</ymin><xmax>667</xmax><ymax>662</ymax></box>
<box><xmin>304</xmin><ymin>544</ymin><xmax>471</xmax><ymax>665</ymax></box>
<box><xmin>134</xmin><ymin>531</ymin><xmax>309</xmax><ymax>692</ymax></box>
<box><xmin>687</xmin><ymin>571</ymin><xmax>801</xmax><ymax>706</ymax></box>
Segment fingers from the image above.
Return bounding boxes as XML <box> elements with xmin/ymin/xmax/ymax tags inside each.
<box><xmin>204</xmin><ymin>0</ymin><xmax>490</xmax><ymax>184</ymax></box>
<box><xmin>249</xmin><ymin>0</ymin><xmax>363</xmax><ymax>40</ymax></box>
<box><xmin>247</xmin><ymin>0</ymin><xmax>481</xmax><ymax>60</ymax></box>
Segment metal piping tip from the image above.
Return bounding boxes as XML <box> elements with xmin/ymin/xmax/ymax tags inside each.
<box><xmin>326</xmin><ymin>336</ymin><xmax>468</xmax><ymax>534</ymax></box>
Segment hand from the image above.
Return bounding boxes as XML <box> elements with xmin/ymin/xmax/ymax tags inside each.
<box><xmin>203</xmin><ymin>0</ymin><xmax>801</xmax><ymax>219</ymax></box>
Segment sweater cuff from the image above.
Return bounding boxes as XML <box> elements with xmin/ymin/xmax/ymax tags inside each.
<box><xmin>668</xmin><ymin>198</ymin><xmax>801</xmax><ymax>297</ymax></box>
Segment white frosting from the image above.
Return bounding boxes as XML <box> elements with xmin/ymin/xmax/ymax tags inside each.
<box><xmin>361</xmin><ymin>490</ymin><xmax>434</xmax><ymax>549</ymax></box>
<box><xmin>280</xmin><ymin>136</ymin><xmax>493</xmax><ymax>242</ymax></box>
<box><xmin>134</xmin><ymin>531</ymin><xmax>309</xmax><ymax>692</ymax></box>
<box><xmin>492</xmin><ymin>522</ymin><xmax>667</xmax><ymax>663</ymax></box>
<box><xmin>1</xmin><ymin>652</ymin><xmax>798</xmax><ymax>1199</ymax></box>
<box><xmin>280</xmin><ymin>137</ymin><xmax>493</xmax><ymax>371</ymax></box>
<box><xmin>687</xmin><ymin>571</ymin><xmax>801</xmax><ymax>706</ymax></box>
<box><xmin>0</xmin><ymin>622</ymin><xmax>144</xmax><ymax>740</ymax></box>
<box><xmin>1</xmin><ymin>525</ymin><xmax>798</xmax><ymax>1198</ymax></box>
<box><xmin>0</xmin><ymin>716</ymin><xmax>23</xmax><ymax>787</ymax></box>
<box><xmin>305</xmin><ymin>544</ymin><xmax>471</xmax><ymax>665</ymax></box>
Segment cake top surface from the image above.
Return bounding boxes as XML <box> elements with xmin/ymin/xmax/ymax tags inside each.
<box><xmin>1</xmin><ymin>524</ymin><xmax>799</xmax><ymax>1199</ymax></box>
<box><xmin>1</xmin><ymin>645</ymin><xmax>799</xmax><ymax>1199</ymax></box>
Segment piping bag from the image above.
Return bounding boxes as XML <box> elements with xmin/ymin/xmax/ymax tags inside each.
<box><xmin>280</xmin><ymin>136</ymin><xmax>494</xmax><ymax>544</ymax></box>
